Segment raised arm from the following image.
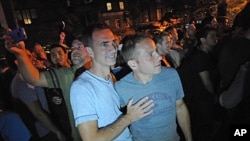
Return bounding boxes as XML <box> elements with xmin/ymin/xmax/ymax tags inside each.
<box><xmin>4</xmin><ymin>33</ymin><xmax>48</xmax><ymax>87</ymax></box>
<box><xmin>77</xmin><ymin>97</ymin><xmax>154</xmax><ymax>141</ymax></box>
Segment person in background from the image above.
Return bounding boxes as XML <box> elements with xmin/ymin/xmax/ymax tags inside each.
<box><xmin>70</xmin><ymin>39</ymin><xmax>91</xmax><ymax>69</ymax></box>
<box><xmin>4</xmin><ymin>29</ymin><xmax>93</xmax><ymax>141</ymax></box>
<box><xmin>217</xmin><ymin>3</ymin><xmax>250</xmax><ymax>140</ymax></box>
<box><xmin>70</xmin><ymin>23</ymin><xmax>154</xmax><ymax>141</ymax></box>
<box><xmin>28</xmin><ymin>42</ymin><xmax>72</xmax><ymax>140</ymax></box>
<box><xmin>29</xmin><ymin>43</ymin><xmax>52</xmax><ymax>70</ymax></box>
<box><xmin>49</xmin><ymin>44</ymin><xmax>71</xmax><ymax>68</ymax></box>
<box><xmin>70</xmin><ymin>38</ymin><xmax>91</xmax><ymax>80</ymax></box>
<box><xmin>178</xmin><ymin>26</ymin><xmax>219</xmax><ymax>141</ymax></box>
<box><xmin>115</xmin><ymin>33</ymin><xmax>192</xmax><ymax>141</ymax></box>
<box><xmin>9</xmin><ymin>49</ymin><xmax>65</xmax><ymax>141</ymax></box>
<box><xmin>153</xmin><ymin>31</ymin><xmax>178</xmax><ymax>68</ymax></box>
<box><xmin>218</xmin><ymin>2</ymin><xmax>250</xmax><ymax>92</ymax></box>
<box><xmin>165</xmin><ymin>26</ymin><xmax>183</xmax><ymax>50</ymax></box>
<box><xmin>182</xmin><ymin>23</ymin><xmax>197</xmax><ymax>57</ymax></box>
<box><xmin>165</xmin><ymin>27</ymin><xmax>185</xmax><ymax>68</ymax></box>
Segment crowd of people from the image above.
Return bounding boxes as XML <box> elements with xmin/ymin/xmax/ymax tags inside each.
<box><xmin>1</xmin><ymin>2</ymin><xmax>250</xmax><ymax>141</ymax></box>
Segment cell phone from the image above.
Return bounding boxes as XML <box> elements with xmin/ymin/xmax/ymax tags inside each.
<box><xmin>8</xmin><ymin>27</ymin><xmax>27</xmax><ymax>43</ymax></box>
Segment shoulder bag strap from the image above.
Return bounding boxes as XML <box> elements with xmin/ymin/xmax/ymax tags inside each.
<box><xmin>50</xmin><ymin>68</ymin><xmax>61</xmax><ymax>88</ymax></box>
<box><xmin>48</xmin><ymin>69</ymin><xmax>57</xmax><ymax>88</ymax></box>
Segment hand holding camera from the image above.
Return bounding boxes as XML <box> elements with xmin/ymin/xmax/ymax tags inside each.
<box><xmin>8</xmin><ymin>27</ymin><xmax>27</xmax><ymax>43</ymax></box>
<box><xmin>4</xmin><ymin>27</ymin><xmax>27</xmax><ymax>54</ymax></box>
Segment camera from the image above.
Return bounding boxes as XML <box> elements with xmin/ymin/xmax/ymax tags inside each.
<box><xmin>8</xmin><ymin>27</ymin><xmax>27</xmax><ymax>43</ymax></box>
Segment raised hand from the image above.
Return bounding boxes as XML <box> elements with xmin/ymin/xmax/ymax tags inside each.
<box><xmin>59</xmin><ymin>32</ymin><xmax>66</xmax><ymax>45</ymax></box>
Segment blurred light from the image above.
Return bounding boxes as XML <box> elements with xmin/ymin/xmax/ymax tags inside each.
<box><xmin>24</xmin><ymin>18</ymin><xmax>31</xmax><ymax>24</ymax></box>
<box><xmin>119</xmin><ymin>2</ymin><xmax>124</xmax><ymax>10</ymax></box>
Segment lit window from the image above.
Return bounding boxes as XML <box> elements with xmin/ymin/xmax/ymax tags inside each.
<box><xmin>106</xmin><ymin>3</ymin><xmax>112</xmax><ymax>11</ymax></box>
<box><xmin>115</xmin><ymin>19</ymin><xmax>121</xmax><ymax>28</ymax></box>
<box><xmin>119</xmin><ymin>1</ymin><xmax>124</xmax><ymax>10</ymax></box>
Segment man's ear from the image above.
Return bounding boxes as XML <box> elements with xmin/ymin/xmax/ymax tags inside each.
<box><xmin>86</xmin><ymin>47</ymin><xmax>94</xmax><ymax>58</ymax></box>
<box><xmin>127</xmin><ymin>60</ymin><xmax>137</xmax><ymax>70</ymax></box>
